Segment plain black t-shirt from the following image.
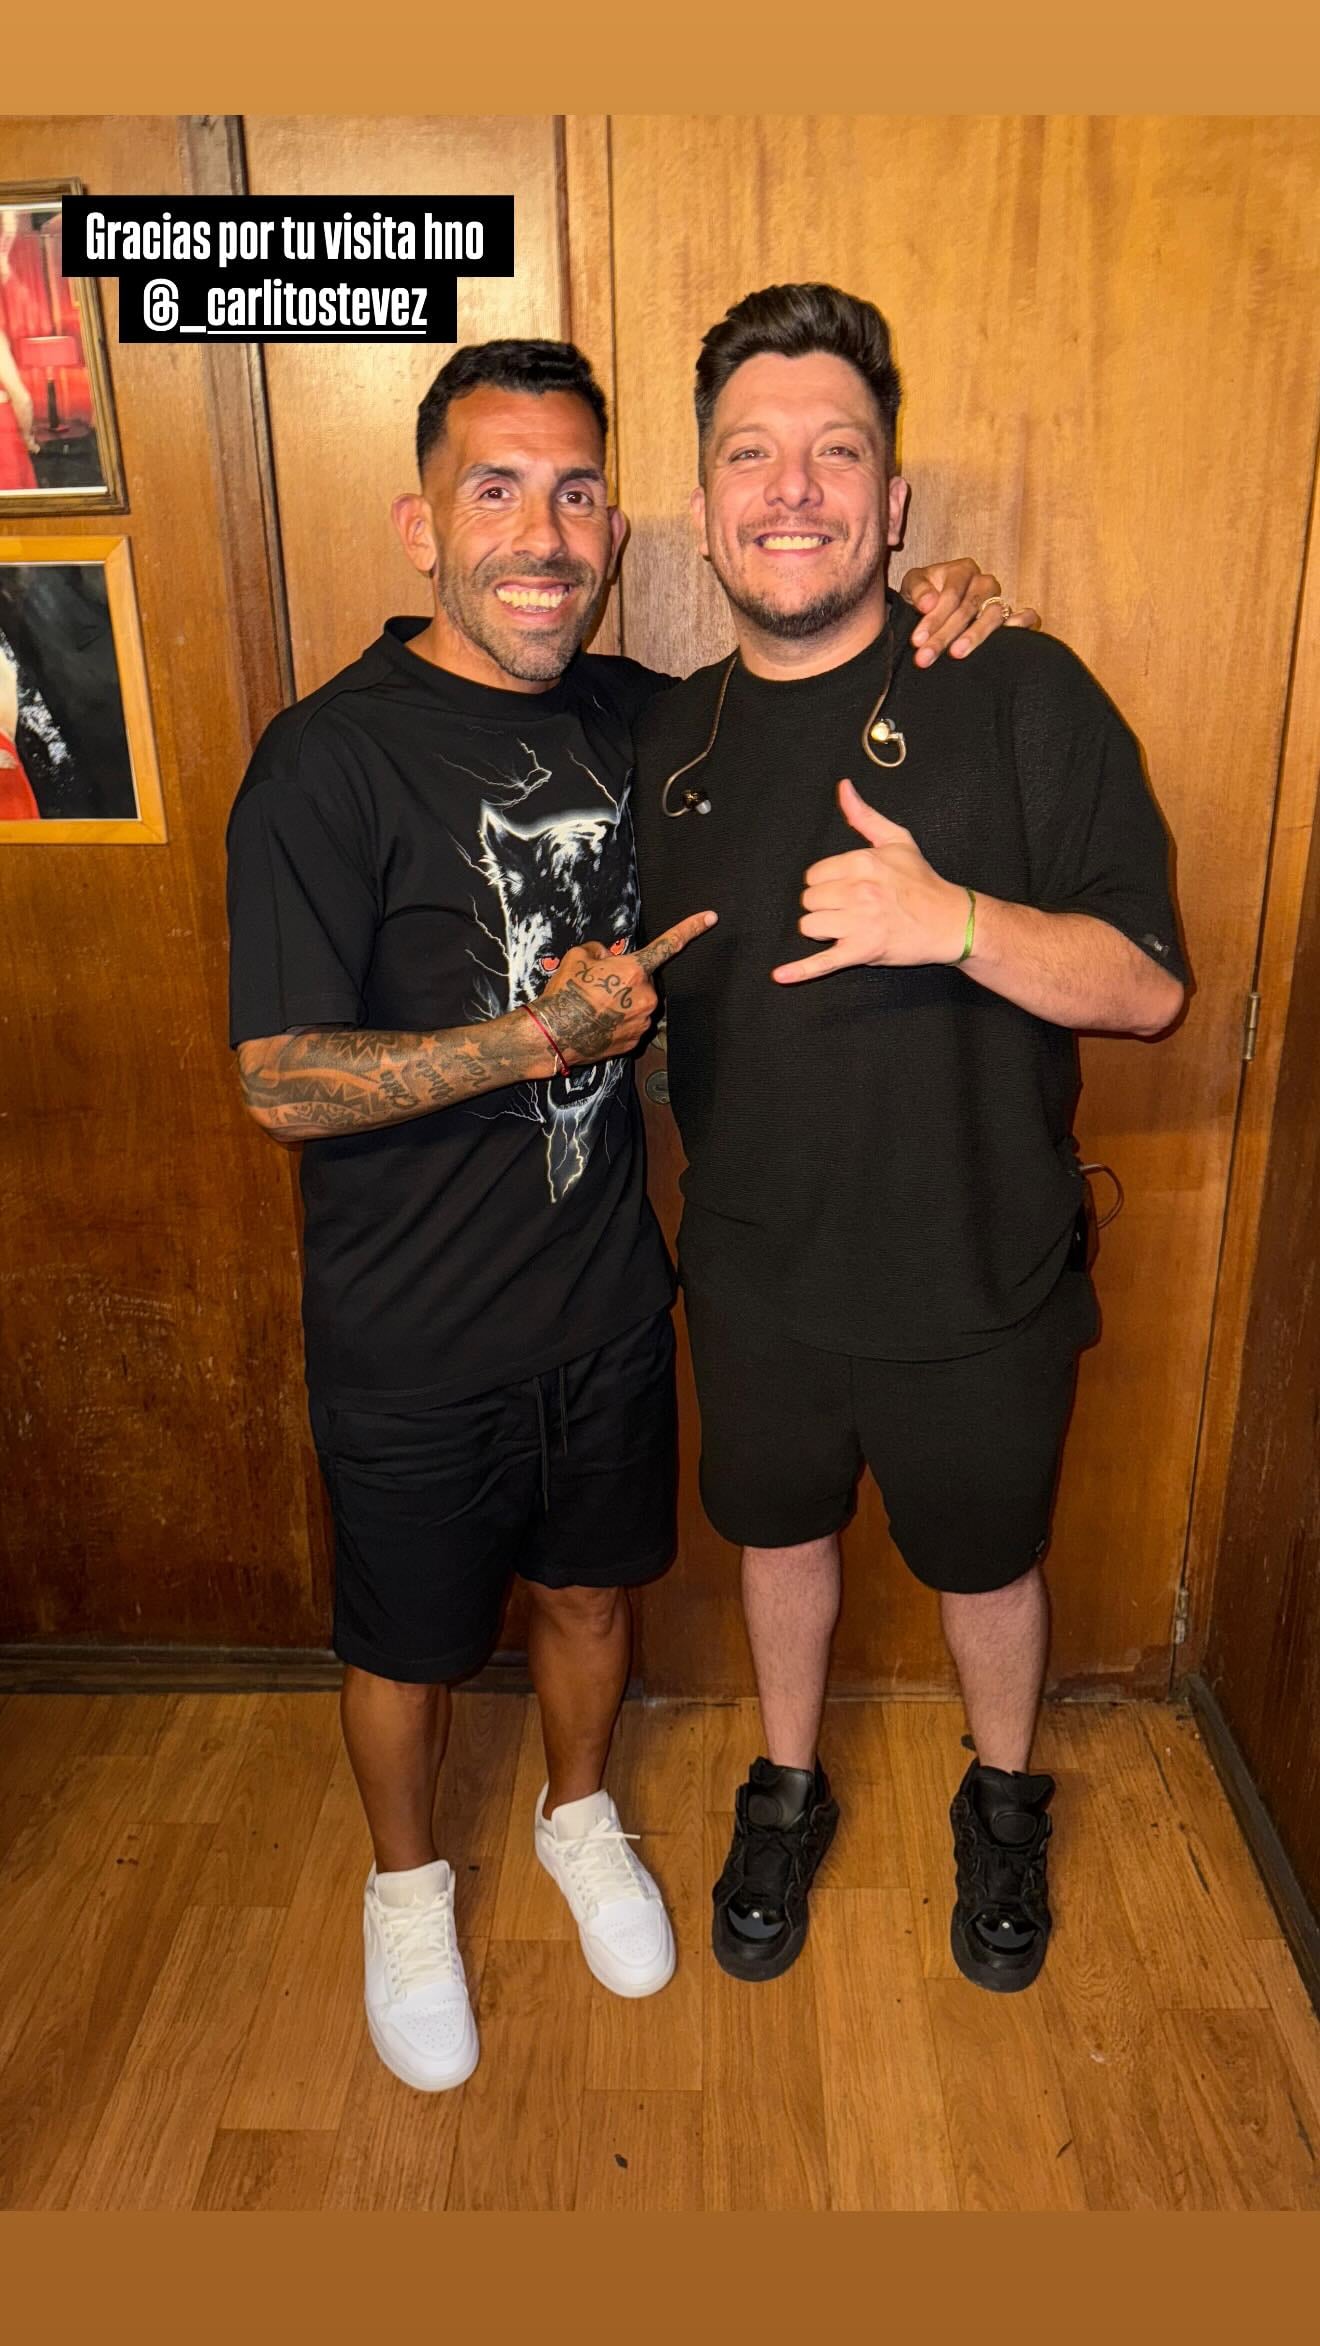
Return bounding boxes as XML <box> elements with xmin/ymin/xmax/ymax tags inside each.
<box><xmin>227</xmin><ymin>619</ymin><xmax>675</xmax><ymax>1407</ymax></box>
<box><xmin>632</xmin><ymin>599</ymin><xmax>1187</xmax><ymax>1360</ymax></box>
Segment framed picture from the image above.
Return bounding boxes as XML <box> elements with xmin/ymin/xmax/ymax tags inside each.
<box><xmin>0</xmin><ymin>180</ymin><xmax>127</xmax><ymax>516</ymax></box>
<box><xmin>0</xmin><ymin>537</ymin><xmax>166</xmax><ymax>843</ymax></box>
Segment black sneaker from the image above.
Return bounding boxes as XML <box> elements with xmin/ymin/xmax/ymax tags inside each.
<box><xmin>949</xmin><ymin>1761</ymin><xmax>1055</xmax><ymax>1993</ymax></box>
<box><xmin>711</xmin><ymin>1756</ymin><xmax>839</xmax><ymax>1982</ymax></box>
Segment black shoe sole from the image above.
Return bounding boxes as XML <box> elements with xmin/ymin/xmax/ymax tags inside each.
<box><xmin>949</xmin><ymin>1907</ymin><xmax>1048</xmax><ymax>1994</ymax></box>
<box><xmin>710</xmin><ymin>1803</ymin><xmax>839</xmax><ymax>1983</ymax></box>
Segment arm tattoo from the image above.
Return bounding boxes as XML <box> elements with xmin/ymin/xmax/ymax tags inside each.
<box><xmin>237</xmin><ymin>1013</ymin><xmax>544</xmax><ymax>1142</ymax></box>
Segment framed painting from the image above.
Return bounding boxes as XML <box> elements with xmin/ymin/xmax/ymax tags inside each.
<box><xmin>0</xmin><ymin>536</ymin><xmax>166</xmax><ymax>843</ymax></box>
<box><xmin>0</xmin><ymin>180</ymin><xmax>127</xmax><ymax>517</ymax></box>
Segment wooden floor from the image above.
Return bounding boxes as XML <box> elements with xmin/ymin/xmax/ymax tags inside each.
<box><xmin>0</xmin><ymin>1690</ymin><xmax>1317</xmax><ymax>2211</ymax></box>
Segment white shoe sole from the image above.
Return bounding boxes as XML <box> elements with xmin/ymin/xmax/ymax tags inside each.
<box><xmin>366</xmin><ymin>2005</ymin><xmax>480</xmax><ymax>2094</ymax></box>
<box><xmin>535</xmin><ymin>1841</ymin><xmax>677</xmax><ymax>1999</ymax></box>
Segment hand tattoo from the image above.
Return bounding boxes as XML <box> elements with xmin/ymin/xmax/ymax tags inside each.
<box><xmin>535</xmin><ymin>979</ymin><xmax>634</xmax><ymax>1062</ymax></box>
<box><xmin>238</xmin><ymin>913</ymin><xmax>717</xmax><ymax>1140</ymax></box>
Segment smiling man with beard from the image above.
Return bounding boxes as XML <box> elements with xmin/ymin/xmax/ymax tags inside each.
<box><xmin>227</xmin><ymin>335</ymin><xmax>1028</xmax><ymax>2092</ymax></box>
<box><xmin>632</xmin><ymin>284</ymin><xmax>1187</xmax><ymax>1998</ymax></box>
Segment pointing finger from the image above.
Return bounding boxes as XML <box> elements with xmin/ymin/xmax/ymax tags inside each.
<box><xmin>635</xmin><ymin>909</ymin><xmax>718</xmax><ymax>975</ymax></box>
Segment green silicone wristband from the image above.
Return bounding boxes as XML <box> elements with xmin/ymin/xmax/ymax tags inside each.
<box><xmin>957</xmin><ymin>887</ymin><xmax>977</xmax><ymax>964</ymax></box>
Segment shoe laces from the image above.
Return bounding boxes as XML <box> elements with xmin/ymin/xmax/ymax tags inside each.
<box><xmin>378</xmin><ymin>1891</ymin><xmax>460</xmax><ymax>1995</ymax></box>
<box><xmin>954</xmin><ymin>1800</ymin><xmax>1050</xmax><ymax>1921</ymax></box>
<box><xmin>735</xmin><ymin>1810</ymin><xmax>807</xmax><ymax>1910</ymax></box>
<box><xmin>555</xmin><ymin>1816</ymin><xmax>645</xmax><ymax>1916</ymax></box>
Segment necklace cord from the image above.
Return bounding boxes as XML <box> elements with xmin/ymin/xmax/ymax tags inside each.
<box><xmin>659</xmin><ymin>621</ymin><xmax>910</xmax><ymax>813</ymax></box>
<box><xmin>660</xmin><ymin>653</ymin><xmax>739</xmax><ymax>816</ymax></box>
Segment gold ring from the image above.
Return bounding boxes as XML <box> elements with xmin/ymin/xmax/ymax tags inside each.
<box><xmin>979</xmin><ymin>594</ymin><xmax>1014</xmax><ymax>623</ymax></box>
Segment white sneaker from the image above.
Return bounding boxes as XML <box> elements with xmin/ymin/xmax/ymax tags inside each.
<box><xmin>534</xmin><ymin>1784</ymin><xmax>676</xmax><ymax>1999</ymax></box>
<box><xmin>362</xmin><ymin>1859</ymin><xmax>479</xmax><ymax>2092</ymax></box>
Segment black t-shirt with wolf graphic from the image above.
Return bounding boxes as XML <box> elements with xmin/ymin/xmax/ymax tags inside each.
<box><xmin>226</xmin><ymin>617</ymin><xmax>674</xmax><ymax>1408</ymax></box>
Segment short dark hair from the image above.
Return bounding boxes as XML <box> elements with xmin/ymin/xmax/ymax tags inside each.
<box><xmin>415</xmin><ymin>339</ymin><xmax>609</xmax><ymax>475</ymax></box>
<box><xmin>694</xmin><ymin>282</ymin><xmax>901</xmax><ymax>455</ymax></box>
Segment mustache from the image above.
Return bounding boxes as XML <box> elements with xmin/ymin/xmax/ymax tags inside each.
<box><xmin>472</xmin><ymin>553</ymin><xmax>596</xmax><ymax>590</ymax></box>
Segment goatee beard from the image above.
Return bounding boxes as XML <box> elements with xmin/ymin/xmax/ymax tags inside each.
<box><xmin>434</xmin><ymin>559</ymin><xmax>598</xmax><ymax>684</ymax></box>
<box><xmin>720</xmin><ymin>552</ymin><xmax>885</xmax><ymax>643</ymax></box>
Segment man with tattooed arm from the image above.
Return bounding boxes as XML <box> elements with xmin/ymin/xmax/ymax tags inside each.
<box><xmin>226</xmin><ymin>336</ymin><xmax>1028</xmax><ymax>2091</ymax></box>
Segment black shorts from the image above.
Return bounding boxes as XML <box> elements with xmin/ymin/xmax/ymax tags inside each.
<box><xmin>683</xmin><ymin>1270</ymin><xmax>1099</xmax><ymax>1595</ymax></box>
<box><xmin>310</xmin><ymin>1311</ymin><xmax>678</xmax><ymax>1684</ymax></box>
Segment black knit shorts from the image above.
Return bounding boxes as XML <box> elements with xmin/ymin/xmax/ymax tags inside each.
<box><xmin>310</xmin><ymin>1311</ymin><xmax>677</xmax><ymax>1684</ymax></box>
<box><xmin>682</xmin><ymin>1270</ymin><xmax>1099</xmax><ymax>1594</ymax></box>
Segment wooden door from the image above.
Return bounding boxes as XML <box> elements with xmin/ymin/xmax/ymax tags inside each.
<box><xmin>1200</xmin><ymin>663</ymin><xmax>1320</xmax><ymax>1919</ymax></box>
<box><xmin>608</xmin><ymin>116</ymin><xmax>1320</xmax><ymax>1695</ymax></box>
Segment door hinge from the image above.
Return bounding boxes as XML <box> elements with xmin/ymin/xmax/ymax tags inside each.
<box><xmin>1172</xmin><ymin>1583</ymin><xmax>1190</xmax><ymax>1645</ymax></box>
<box><xmin>1242</xmin><ymin>990</ymin><xmax>1261</xmax><ymax>1062</ymax></box>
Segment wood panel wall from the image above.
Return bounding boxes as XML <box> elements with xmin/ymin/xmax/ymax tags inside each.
<box><xmin>0</xmin><ymin>116</ymin><xmax>319</xmax><ymax>1645</ymax></box>
<box><xmin>3</xmin><ymin>115</ymin><xmax>1318</xmax><ymax>1711</ymax></box>
<box><xmin>1200</xmin><ymin>755</ymin><xmax>1320</xmax><ymax>1917</ymax></box>
<box><xmin>609</xmin><ymin>115</ymin><xmax>1320</xmax><ymax>1695</ymax></box>
<box><xmin>243</xmin><ymin>117</ymin><xmax>570</xmax><ymax>694</ymax></box>
<box><xmin>1183</xmin><ymin>411</ymin><xmax>1320</xmax><ymax>1671</ymax></box>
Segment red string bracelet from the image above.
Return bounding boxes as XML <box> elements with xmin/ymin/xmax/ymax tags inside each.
<box><xmin>523</xmin><ymin>1004</ymin><xmax>571</xmax><ymax>1078</ymax></box>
